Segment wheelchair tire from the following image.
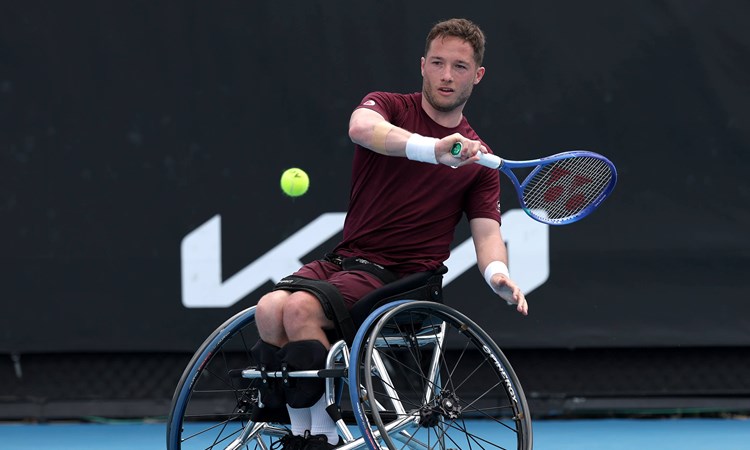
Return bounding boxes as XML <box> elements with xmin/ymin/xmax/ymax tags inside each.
<box><xmin>349</xmin><ymin>300</ymin><xmax>533</xmax><ymax>450</ymax></box>
<box><xmin>167</xmin><ymin>306</ymin><xmax>269</xmax><ymax>450</ymax></box>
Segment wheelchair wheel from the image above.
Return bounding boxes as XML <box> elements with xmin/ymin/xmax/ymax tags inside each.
<box><xmin>167</xmin><ymin>306</ymin><xmax>272</xmax><ymax>450</ymax></box>
<box><xmin>349</xmin><ymin>301</ymin><xmax>533</xmax><ymax>450</ymax></box>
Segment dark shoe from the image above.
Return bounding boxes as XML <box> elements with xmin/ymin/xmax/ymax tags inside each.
<box><xmin>303</xmin><ymin>434</ymin><xmax>343</xmax><ymax>450</ymax></box>
<box><xmin>271</xmin><ymin>432</ymin><xmax>307</xmax><ymax>450</ymax></box>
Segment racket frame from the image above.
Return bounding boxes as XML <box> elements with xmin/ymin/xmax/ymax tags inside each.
<box><xmin>451</xmin><ymin>143</ymin><xmax>617</xmax><ymax>225</ymax></box>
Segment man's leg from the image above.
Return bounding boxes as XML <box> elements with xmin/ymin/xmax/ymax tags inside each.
<box><xmin>251</xmin><ymin>292</ymin><xmax>294</xmax><ymax>430</ymax></box>
<box><xmin>256</xmin><ymin>290</ymin><xmax>335</xmax><ymax>443</ymax></box>
<box><xmin>256</xmin><ymin>290</ymin><xmax>292</xmax><ymax>347</ymax></box>
<box><xmin>257</xmin><ymin>265</ymin><xmax>385</xmax><ymax>448</ymax></box>
<box><xmin>280</xmin><ymin>291</ymin><xmax>333</xmax><ymax>345</ymax></box>
<box><xmin>278</xmin><ymin>292</ymin><xmax>337</xmax><ymax>444</ymax></box>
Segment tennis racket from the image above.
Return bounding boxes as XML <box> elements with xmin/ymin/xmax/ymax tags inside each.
<box><xmin>452</xmin><ymin>143</ymin><xmax>617</xmax><ymax>225</ymax></box>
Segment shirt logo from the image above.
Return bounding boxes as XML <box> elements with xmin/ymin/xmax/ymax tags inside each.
<box><xmin>362</xmin><ymin>100</ymin><xmax>376</xmax><ymax>106</ymax></box>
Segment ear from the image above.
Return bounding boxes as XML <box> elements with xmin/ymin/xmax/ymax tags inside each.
<box><xmin>420</xmin><ymin>57</ymin><xmax>426</xmax><ymax>77</ymax></box>
<box><xmin>474</xmin><ymin>66</ymin><xmax>486</xmax><ymax>85</ymax></box>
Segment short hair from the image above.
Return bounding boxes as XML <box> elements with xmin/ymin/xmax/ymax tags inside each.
<box><xmin>425</xmin><ymin>18</ymin><xmax>486</xmax><ymax>67</ymax></box>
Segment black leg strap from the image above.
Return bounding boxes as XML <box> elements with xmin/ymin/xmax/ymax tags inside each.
<box><xmin>250</xmin><ymin>340</ymin><xmax>289</xmax><ymax>422</ymax></box>
<box><xmin>278</xmin><ymin>340</ymin><xmax>328</xmax><ymax>408</ymax></box>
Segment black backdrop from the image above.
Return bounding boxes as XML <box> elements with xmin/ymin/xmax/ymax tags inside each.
<box><xmin>2</xmin><ymin>1</ymin><xmax>749</xmax><ymax>353</ymax></box>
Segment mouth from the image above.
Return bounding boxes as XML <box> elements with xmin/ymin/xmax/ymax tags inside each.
<box><xmin>437</xmin><ymin>87</ymin><xmax>454</xmax><ymax>96</ymax></box>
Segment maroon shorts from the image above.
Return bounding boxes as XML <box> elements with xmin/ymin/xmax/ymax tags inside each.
<box><xmin>290</xmin><ymin>260</ymin><xmax>385</xmax><ymax>309</ymax></box>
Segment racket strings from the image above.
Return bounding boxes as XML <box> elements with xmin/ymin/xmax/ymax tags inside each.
<box><xmin>522</xmin><ymin>157</ymin><xmax>613</xmax><ymax>221</ymax></box>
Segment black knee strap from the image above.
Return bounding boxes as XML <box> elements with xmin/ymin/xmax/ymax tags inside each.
<box><xmin>277</xmin><ymin>340</ymin><xmax>328</xmax><ymax>408</ymax></box>
<box><xmin>251</xmin><ymin>340</ymin><xmax>281</xmax><ymax>371</ymax></box>
<box><xmin>250</xmin><ymin>340</ymin><xmax>287</xmax><ymax>413</ymax></box>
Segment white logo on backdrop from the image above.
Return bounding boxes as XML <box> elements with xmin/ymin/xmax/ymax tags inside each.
<box><xmin>180</xmin><ymin>210</ymin><xmax>549</xmax><ymax>308</ymax></box>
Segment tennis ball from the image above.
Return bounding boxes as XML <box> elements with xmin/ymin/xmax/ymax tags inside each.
<box><xmin>280</xmin><ymin>168</ymin><xmax>309</xmax><ymax>197</ymax></box>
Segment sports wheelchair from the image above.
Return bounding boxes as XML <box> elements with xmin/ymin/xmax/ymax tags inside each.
<box><xmin>167</xmin><ymin>267</ymin><xmax>533</xmax><ymax>449</ymax></box>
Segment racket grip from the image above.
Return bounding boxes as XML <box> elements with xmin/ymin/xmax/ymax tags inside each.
<box><xmin>452</xmin><ymin>142</ymin><xmax>503</xmax><ymax>169</ymax></box>
<box><xmin>476</xmin><ymin>152</ymin><xmax>502</xmax><ymax>169</ymax></box>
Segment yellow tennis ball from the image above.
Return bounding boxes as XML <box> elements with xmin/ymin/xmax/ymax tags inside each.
<box><xmin>280</xmin><ymin>168</ymin><xmax>309</xmax><ymax>197</ymax></box>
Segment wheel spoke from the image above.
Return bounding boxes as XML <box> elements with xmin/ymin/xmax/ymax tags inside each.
<box><xmin>356</xmin><ymin>302</ymin><xmax>531</xmax><ymax>450</ymax></box>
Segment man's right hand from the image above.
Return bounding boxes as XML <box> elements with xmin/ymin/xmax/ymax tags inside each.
<box><xmin>435</xmin><ymin>133</ymin><xmax>487</xmax><ymax>167</ymax></box>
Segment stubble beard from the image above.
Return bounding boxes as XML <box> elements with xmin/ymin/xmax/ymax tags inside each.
<box><xmin>422</xmin><ymin>79</ymin><xmax>473</xmax><ymax>113</ymax></box>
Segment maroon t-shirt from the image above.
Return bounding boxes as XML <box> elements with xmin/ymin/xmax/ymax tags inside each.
<box><xmin>333</xmin><ymin>91</ymin><xmax>501</xmax><ymax>275</ymax></box>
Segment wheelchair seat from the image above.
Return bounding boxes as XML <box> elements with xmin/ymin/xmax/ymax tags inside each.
<box><xmin>338</xmin><ymin>265</ymin><xmax>447</xmax><ymax>345</ymax></box>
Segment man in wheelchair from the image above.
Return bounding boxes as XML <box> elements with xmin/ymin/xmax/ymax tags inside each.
<box><xmin>252</xmin><ymin>18</ymin><xmax>528</xmax><ymax>450</ymax></box>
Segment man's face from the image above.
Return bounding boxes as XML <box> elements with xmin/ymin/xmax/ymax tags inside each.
<box><xmin>421</xmin><ymin>36</ymin><xmax>485</xmax><ymax>113</ymax></box>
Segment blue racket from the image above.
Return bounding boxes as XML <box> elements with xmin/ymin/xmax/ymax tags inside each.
<box><xmin>452</xmin><ymin>143</ymin><xmax>617</xmax><ymax>225</ymax></box>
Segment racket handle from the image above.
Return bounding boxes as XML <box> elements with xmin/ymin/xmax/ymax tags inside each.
<box><xmin>476</xmin><ymin>152</ymin><xmax>502</xmax><ymax>169</ymax></box>
<box><xmin>451</xmin><ymin>142</ymin><xmax>503</xmax><ymax>169</ymax></box>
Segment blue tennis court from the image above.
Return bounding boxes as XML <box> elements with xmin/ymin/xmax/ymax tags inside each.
<box><xmin>1</xmin><ymin>418</ymin><xmax>748</xmax><ymax>449</ymax></box>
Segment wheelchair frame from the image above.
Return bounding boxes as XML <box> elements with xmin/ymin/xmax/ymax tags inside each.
<box><xmin>167</xmin><ymin>298</ymin><xmax>533</xmax><ymax>450</ymax></box>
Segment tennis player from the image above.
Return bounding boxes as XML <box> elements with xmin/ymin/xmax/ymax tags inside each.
<box><xmin>253</xmin><ymin>18</ymin><xmax>528</xmax><ymax>450</ymax></box>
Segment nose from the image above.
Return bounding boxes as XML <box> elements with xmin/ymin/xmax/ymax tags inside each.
<box><xmin>440</xmin><ymin>66</ymin><xmax>453</xmax><ymax>82</ymax></box>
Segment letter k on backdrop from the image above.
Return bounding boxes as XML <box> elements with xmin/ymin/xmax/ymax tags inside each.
<box><xmin>181</xmin><ymin>211</ymin><xmax>548</xmax><ymax>308</ymax></box>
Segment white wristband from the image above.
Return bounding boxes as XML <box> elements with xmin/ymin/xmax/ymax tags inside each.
<box><xmin>484</xmin><ymin>261</ymin><xmax>510</xmax><ymax>293</ymax></box>
<box><xmin>484</xmin><ymin>261</ymin><xmax>515</xmax><ymax>305</ymax></box>
<box><xmin>405</xmin><ymin>134</ymin><xmax>438</xmax><ymax>164</ymax></box>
